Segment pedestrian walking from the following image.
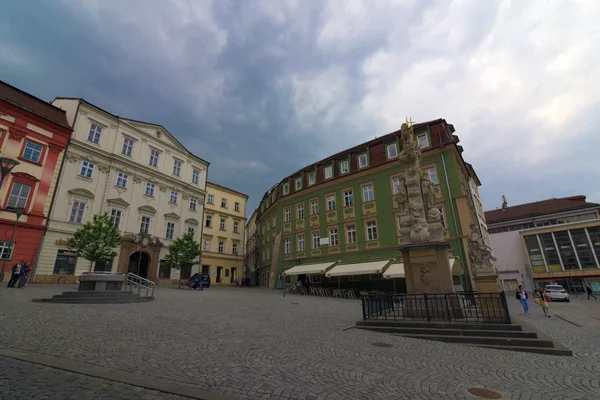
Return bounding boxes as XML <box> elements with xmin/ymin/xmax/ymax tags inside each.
<box><xmin>17</xmin><ymin>262</ymin><xmax>31</xmax><ymax>288</ymax></box>
<box><xmin>516</xmin><ymin>285</ymin><xmax>529</xmax><ymax>314</ymax></box>
<box><xmin>7</xmin><ymin>261</ymin><xmax>22</xmax><ymax>288</ymax></box>
<box><xmin>586</xmin><ymin>285</ymin><xmax>597</xmax><ymax>300</ymax></box>
<box><xmin>535</xmin><ymin>287</ymin><xmax>551</xmax><ymax>317</ymax></box>
<box><xmin>304</xmin><ymin>276</ymin><xmax>311</xmax><ymax>295</ymax></box>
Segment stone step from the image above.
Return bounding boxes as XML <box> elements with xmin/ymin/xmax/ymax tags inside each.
<box><xmin>473</xmin><ymin>343</ymin><xmax>573</xmax><ymax>357</ymax></box>
<box><xmin>396</xmin><ymin>333</ymin><xmax>556</xmax><ymax>348</ymax></box>
<box><xmin>356</xmin><ymin>320</ymin><xmax>523</xmax><ymax>331</ymax></box>
<box><xmin>53</xmin><ymin>291</ymin><xmax>139</xmax><ymax>298</ymax></box>
<box><xmin>355</xmin><ymin>325</ymin><xmax>538</xmax><ymax>338</ymax></box>
<box><xmin>32</xmin><ymin>297</ymin><xmax>153</xmax><ymax>304</ymax></box>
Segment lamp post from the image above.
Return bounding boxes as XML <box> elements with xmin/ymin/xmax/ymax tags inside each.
<box><xmin>0</xmin><ymin>207</ymin><xmax>25</xmax><ymax>282</ymax></box>
<box><xmin>0</xmin><ymin>157</ymin><xmax>20</xmax><ymax>190</ymax></box>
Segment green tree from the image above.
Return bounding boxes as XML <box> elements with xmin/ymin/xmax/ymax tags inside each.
<box><xmin>165</xmin><ymin>232</ymin><xmax>202</xmax><ymax>288</ymax></box>
<box><xmin>68</xmin><ymin>213</ymin><xmax>123</xmax><ymax>272</ymax></box>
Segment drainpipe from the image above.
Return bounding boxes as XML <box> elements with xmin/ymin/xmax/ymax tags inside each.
<box><xmin>439</xmin><ymin>126</ymin><xmax>471</xmax><ymax>291</ymax></box>
<box><xmin>31</xmin><ymin>100</ymin><xmax>81</xmax><ymax>283</ymax></box>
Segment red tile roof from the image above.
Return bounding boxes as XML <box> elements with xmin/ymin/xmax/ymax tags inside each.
<box><xmin>484</xmin><ymin>195</ymin><xmax>600</xmax><ymax>224</ymax></box>
<box><xmin>0</xmin><ymin>80</ymin><xmax>70</xmax><ymax>129</ymax></box>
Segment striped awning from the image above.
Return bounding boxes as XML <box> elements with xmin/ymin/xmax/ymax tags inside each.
<box><xmin>283</xmin><ymin>262</ymin><xmax>336</xmax><ymax>276</ymax></box>
<box><xmin>325</xmin><ymin>260</ymin><xmax>392</xmax><ymax>277</ymax></box>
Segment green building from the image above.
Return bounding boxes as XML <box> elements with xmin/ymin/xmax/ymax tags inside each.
<box><xmin>255</xmin><ymin>119</ymin><xmax>489</xmax><ymax>292</ymax></box>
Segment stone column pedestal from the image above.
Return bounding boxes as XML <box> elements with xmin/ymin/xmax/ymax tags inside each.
<box><xmin>473</xmin><ymin>274</ymin><xmax>509</xmax><ymax>323</ymax></box>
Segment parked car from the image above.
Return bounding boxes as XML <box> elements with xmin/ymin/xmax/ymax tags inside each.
<box><xmin>544</xmin><ymin>284</ymin><xmax>570</xmax><ymax>302</ymax></box>
<box><xmin>188</xmin><ymin>273</ymin><xmax>211</xmax><ymax>288</ymax></box>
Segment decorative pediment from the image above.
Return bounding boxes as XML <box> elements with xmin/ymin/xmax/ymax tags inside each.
<box><xmin>164</xmin><ymin>212</ymin><xmax>180</xmax><ymax>221</ymax></box>
<box><xmin>68</xmin><ymin>188</ymin><xmax>95</xmax><ymax>199</ymax></box>
<box><xmin>185</xmin><ymin>218</ymin><xmax>199</xmax><ymax>225</ymax></box>
<box><xmin>106</xmin><ymin>198</ymin><xmax>130</xmax><ymax>208</ymax></box>
<box><xmin>11</xmin><ymin>172</ymin><xmax>40</xmax><ymax>183</ymax></box>
<box><xmin>138</xmin><ymin>205</ymin><xmax>157</xmax><ymax>215</ymax></box>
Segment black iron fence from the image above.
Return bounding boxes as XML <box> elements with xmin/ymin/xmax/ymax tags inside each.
<box><xmin>361</xmin><ymin>292</ymin><xmax>511</xmax><ymax>324</ymax></box>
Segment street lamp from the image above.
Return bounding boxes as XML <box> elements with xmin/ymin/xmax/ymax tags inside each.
<box><xmin>0</xmin><ymin>157</ymin><xmax>20</xmax><ymax>190</ymax></box>
<box><xmin>0</xmin><ymin>207</ymin><xmax>25</xmax><ymax>282</ymax></box>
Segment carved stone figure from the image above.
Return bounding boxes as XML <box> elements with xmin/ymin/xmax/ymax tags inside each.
<box><xmin>467</xmin><ymin>221</ymin><xmax>494</xmax><ymax>275</ymax></box>
<box><xmin>396</xmin><ymin>178</ymin><xmax>409</xmax><ymax>215</ymax></box>
<box><xmin>421</xmin><ymin>175</ymin><xmax>436</xmax><ymax>210</ymax></box>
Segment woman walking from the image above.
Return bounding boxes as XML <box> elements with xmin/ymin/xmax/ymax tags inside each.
<box><xmin>516</xmin><ymin>285</ymin><xmax>529</xmax><ymax>315</ymax></box>
<box><xmin>536</xmin><ymin>287</ymin><xmax>551</xmax><ymax>318</ymax></box>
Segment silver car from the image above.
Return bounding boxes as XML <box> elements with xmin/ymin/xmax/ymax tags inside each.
<box><xmin>544</xmin><ymin>285</ymin><xmax>570</xmax><ymax>302</ymax></box>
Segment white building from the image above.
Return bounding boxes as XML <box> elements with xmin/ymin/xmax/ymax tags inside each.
<box><xmin>34</xmin><ymin>98</ymin><xmax>209</xmax><ymax>283</ymax></box>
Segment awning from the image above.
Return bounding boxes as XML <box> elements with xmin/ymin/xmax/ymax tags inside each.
<box><xmin>283</xmin><ymin>262</ymin><xmax>336</xmax><ymax>276</ymax></box>
<box><xmin>383</xmin><ymin>263</ymin><xmax>405</xmax><ymax>279</ymax></box>
<box><xmin>326</xmin><ymin>260</ymin><xmax>392</xmax><ymax>277</ymax></box>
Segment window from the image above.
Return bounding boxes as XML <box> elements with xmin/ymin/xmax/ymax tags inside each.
<box><xmin>417</xmin><ymin>133</ymin><xmax>429</xmax><ymax>148</ymax></box>
<box><xmin>311</xmin><ymin>199</ymin><xmax>319</xmax><ymax>215</ymax></box>
<box><xmin>140</xmin><ymin>216</ymin><xmax>151</xmax><ymax>233</ymax></box>
<box><xmin>340</xmin><ymin>160</ymin><xmax>349</xmax><ymax>174</ymax></box>
<box><xmin>234</xmin><ymin>202</ymin><xmax>240</xmax><ymax>212</ymax></box>
<box><xmin>187</xmin><ymin>226</ymin><xmax>195</xmax><ymax>236</ymax></box>
<box><xmin>0</xmin><ymin>241</ymin><xmax>14</xmax><ymax>260</ymax></box>
<box><xmin>295</xmin><ymin>178</ymin><xmax>302</xmax><ymax>190</ymax></box>
<box><xmin>122</xmin><ymin>137</ymin><xmax>133</xmax><ymax>156</ymax></box>
<box><xmin>53</xmin><ymin>249</ymin><xmax>77</xmax><ymax>275</ymax></box>
<box><xmin>218</xmin><ymin>218</ymin><xmax>225</xmax><ymax>230</ymax></box>
<box><xmin>425</xmin><ymin>167</ymin><xmax>438</xmax><ymax>184</ymax></box>
<box><xmin>358</xmin><ymin>153</ymin><xmax>368</xmax><ymax>168</ymax></box>
<box><xmin>312</xmin><ymin>231</ymin><xmax>320</xmax><ymax>249</ymax></box>
<box><xmin>329</xmin><ymin>228</ymin><xmax>339</xmax><ymax>246</ymax></box>
<box><xmin>203</xmin><ymin>239</ymin><xmax>210</xmax><ymax>251</ymax></box>
<box><xmin>308</xmin><ymin>173</ymin><xmax>316</xmax><ymax>185</ymax></box>
<box><xmin>116</xmin><ymin>172</ymin><xmax>128</xmax><ymax>188</ymax></box>
<box><xmin>218</xmin><ymin>241</ymin><xmax>224</xmax><ymax>253</ymax></box>
<box><xmin>189</xmin><ymin>198</ymin><xmax>197</xmax><ymax>211</ymax></box>
<box><xmin>327</xmin><ymin>195</ymin><xmax>336</xmax><ymax>211</ymax></box>
<box><xmin>343</xmin><ymin>190</ymin><xmax>353</xmax><ymax>207</ymax></box>
<box><xmin>165</xmin><ymin>222</ymin><xmax>175</xmax><ymax>239</ymax></box>
<box><xmin>221</xmin><ymin>198</ymin><xmax>227</xmax><ymax>208</ymax></box>
<box><xmin>298</xmin><ymin>235</ymin><xmax>305</xmax><ymax>251</ymax></box>
<box><xmin>110</xmin><ymin>209</ymin><xmax>122</xmax><ymax>229</ymax></box>
<box><xmin>145</xmin><ymin>182</ymin><xmax>155</xmax><ymax>196</ymax></box>
<box><xmin>346</xmin><ymin>225</ymin><xmax>357</xmax><ymax>244</ymax></box>
<box><xmin>79</xmin><ymin>161</ymin><xmax>94</xmax><ymax>179</ymax></box>
<box><xmin>206</xmin><ymin>215</ymin><xmax>212</xmax><ymax>227</ymax></box>
<box><xmin>284</xmin><ymin>207</ymin><xmax>291</xmax><ymax>222</ymax></box>
<box><xmin>173</xmin><ymin>159</ymin><xmax>182</xmax><ymax>176</ymax></box>
<box><xmin>392</xmin><ymin>177</ymin><xmax>401</xmax><ymax>195</ymax></box>
<box><xmin>284</xmin><ymin>237</ymin><xmax>291</xmax><ymax>253</ymax></box>
<box><xmin>233</xmin><ymin>243</ymin><xmax>238</xmax><ymax>255</ymax></box>
<box><xmin>207</xmin><ymin>194</ymin><xmax>213</xmax><ymax>204</ymax></box>
<box><xmin>88</xmin><ymin>123</ymin><xmax>102</xmax><ymax>144</ymax></box>
<box><xmin>233</xmin><ymin>221</ymin><xmax>239</xmax><ymax>233</ymax></box>
<box><xmin>366</xmin><ymin>221</ymin><xmax>378</xmax><ymax>241</ymax></box>
<box><xmin>7</xmin><ymin>183</ymin><xmax>31</xmax><ymax>209</ymax></box>
<box><xmin>297</xmin><ymin>204</ymin><xmax>304</xmax><ymax>219</ymax></box>
<box><xmin>192</xmin><ymin>169</ymin><xmax>200</xmax><ymax>184</ymax></box>
<box><xmin>69</xmin><ymin>200</ymin><xmax>86</xmax><ymax>223</ymax></box>
<box><xmin>22</xmin><ymin>141</ymin><xmax>44</xmax><ymax>163</ymax></box>
<box><xmin>362</xmin><ymin>184</ymin><xmax>374</xmax><ymax>202</ymax></box>
<box><xmin>169</xmin><ymin>190</ymin><xmax>178</xmax><ymax>204</ymax></box>
<box><xmin>387</xmin><ymin>143</ymin><xmax>398</xmax><ymax>158</ymax></box>
<box><xmin>158</xmin><ymin>260</ymin><xmax>171</xmax><ymax>279</ymax></box>
<box><xmin>324</xmin><ymin>165</ymin><xmax>333</xmax><ymax>179</ymax></box>
<box><xmin>149</xmin><ymin>150</ymin><xmax>159</xmax><ymax>167</ymax></box>
<box><xmin>439</xmin><ymin>208</ymin><xmax>446</xmax><ymax>228</ymax></box>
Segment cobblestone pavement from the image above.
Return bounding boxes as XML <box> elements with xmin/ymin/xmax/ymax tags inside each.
<box><xmin>1</xmin><ymin>285</ymin><xmax>600</xmax><ymax>400</ymax></box>
<box><xmin>0</xmin><ymin>356</ymin><xmax>190</xmax><ymax>400</ymax></box>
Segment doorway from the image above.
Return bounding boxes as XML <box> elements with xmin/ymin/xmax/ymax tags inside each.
<box><xmin>217</xmin><ymin>266</ymin><xmax>223</xmax><ymax>283</ymax></box>
<box><xmin>128</xmin><ymin>252</ymin><xmax>150</xmax><ymax>279</ymax></box>
<box><xmin>231</xmin><ymin>267</ymin><xmax>237</xmax><ymax>282</ymax></box>
<box><xmin>503</xmin><ymin>279</ymin><xmax>518</xmax><ymax>292</ymax></box>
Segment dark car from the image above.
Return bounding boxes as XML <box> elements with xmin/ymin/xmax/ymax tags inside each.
<box><xmin>189</xmin><ymin>273</ymin><xmax>211</xmax><ymax>288</ymax></box>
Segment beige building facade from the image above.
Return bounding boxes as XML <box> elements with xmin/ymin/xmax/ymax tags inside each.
<box><xmin>244</xmin><ymin>208</ymin><xmax>258</xmax><ymax>285</ymax></box>
<box><xmin>200</xmin><ymin>182</ymin><xmax>248</xmax><ymax>285</ymax></box>
<box><xmin>34</xmin><ymin>98</ymin><xmax>209</xmax><ymax>283</ymax></box>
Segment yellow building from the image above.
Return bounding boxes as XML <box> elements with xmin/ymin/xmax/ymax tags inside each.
<box><xmin>200</xmin><ymin>182</ymin><xmax>248</xmax><ymax>285</ymax></box>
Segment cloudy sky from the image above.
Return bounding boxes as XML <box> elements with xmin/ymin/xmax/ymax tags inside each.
<box><xmin>1</xmin><ymin>0</ymin><xmax>598</xmax><ymax>214</ymax></box>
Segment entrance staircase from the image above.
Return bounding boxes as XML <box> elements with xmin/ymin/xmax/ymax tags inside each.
<box><xmin>32</xmin><ymin>273</ymin><xmax>155</xmax><ymax>304</ymax></box>
<box><xmin>355</xmin><ymin>319</ymin><xmax>572</xmax><ymax>356</ymax></box>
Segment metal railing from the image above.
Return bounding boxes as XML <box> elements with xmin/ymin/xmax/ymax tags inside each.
<box><xmin>361</xmin><ymin>292</ymin><xmax>511</xmax><ymax>324</ymax></box>
<box><xmin>125</xmin><ymin>272</ymin><xmax>155</xmax><ymax>299</ymax></box>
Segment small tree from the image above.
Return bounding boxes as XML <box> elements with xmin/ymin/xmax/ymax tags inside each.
<box><xmin>68</xmin><ymin>213</ymin><xmax>123</xmax><ymax>272</ymax></box>
<box><xmin>165</xmin><ymin>232</ymin><xmax>202</xmax><ymax>288</ymax></box>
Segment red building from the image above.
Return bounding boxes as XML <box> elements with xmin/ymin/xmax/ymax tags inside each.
<box><xmin>0</xmin><ymin>81</ymin><xmax>72</xmax><ymax>282</ymax></box>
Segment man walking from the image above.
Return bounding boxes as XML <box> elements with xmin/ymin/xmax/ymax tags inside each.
<box><xmin>17</xmin><ymin>262</ymin><xmax>31</xmax><ymax>288</ymax></box>
<box><xmin>7</xmin><ymin>261</ymin><xmax>22</xmax><ymax>288</ymax></box>
<box><xmin>516</xmin><ymin>285</ymin><xmax>529</xmax><ymax>315</ymax></box>
<box><xmin>586</xmin><ymin>285</ymin><xmax>597</xmax><ymax>300</ymax></box>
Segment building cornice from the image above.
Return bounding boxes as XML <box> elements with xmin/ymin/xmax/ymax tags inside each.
<box><xmin>207</xmin><ymin>181</ymin><xmax>249</xmax><ymax>199</ymax></box>
<box><xmin>487</xmin><ymin>208</ymin><xmax>600</xmax><ymax>228</ymax></box>
<box><xmin>203</xmin><ymin>207</ymin><xmax>246</xmax><ymax>220</ymax></box>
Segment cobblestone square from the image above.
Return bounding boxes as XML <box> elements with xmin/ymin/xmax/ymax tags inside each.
<box><xmin>1</xmin><ymin>285</ymin><xmax>599</xmax><ymax>399</ymax></box>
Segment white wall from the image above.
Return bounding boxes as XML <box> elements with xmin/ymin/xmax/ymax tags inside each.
<box><xmin>489</xmin><ymin>230</ymin><xmax>532</xmax><ymax>288</ymax></box>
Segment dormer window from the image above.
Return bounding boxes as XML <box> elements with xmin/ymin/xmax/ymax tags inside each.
<box><xmin>324</xmin><ymin>165</ymin><xmax>333</xmax><ymax>179</ymax></box>
<box><xmin>387</xmin><ymin>143</ymin><xmax>398</xmax><ymax>158</ymax></box>
<box><xmin>283</xmin><ymin>183</ymin><xmax>290</xmax><ymax>195</ymax></box>
<box><xmin>295</xmin><ymin>177</ymin><xmax>302</xmax><ymax>191</ymax></box>
<box><xmin>340</xmin><ymin>160</ymin><xmax>349</xmax><ymax>174</ymax></box>
<box><xmin>358</xmin><ymin>153</ymin><xmax>368</xmax><ymax>169</ymax></box>
<box><xmin>308</xmin><ymin>172</ymin><xmax>316</xmax><ymax>185</ymax></box>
